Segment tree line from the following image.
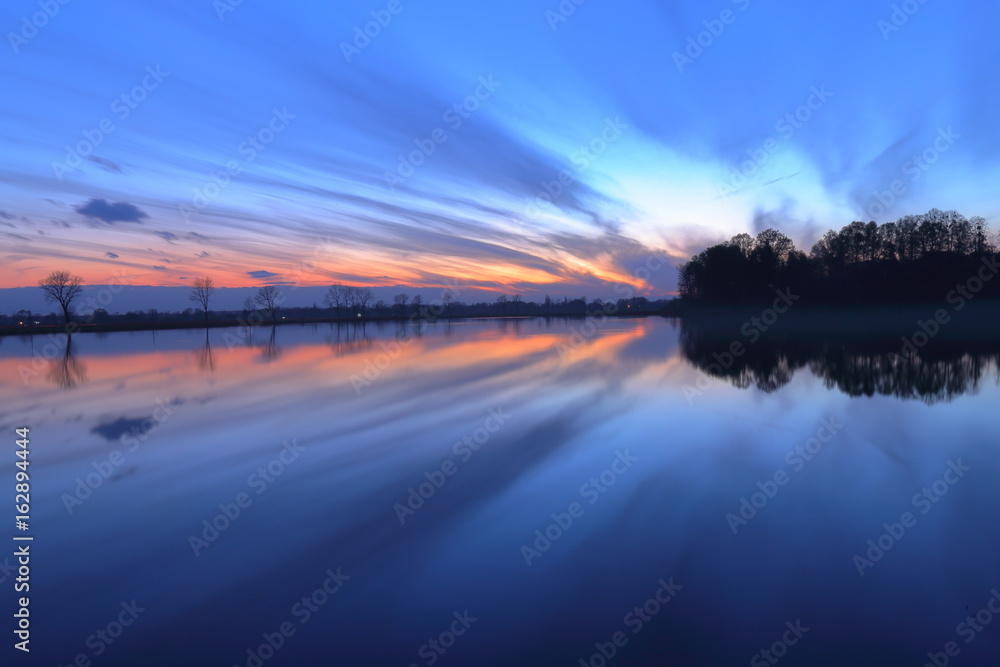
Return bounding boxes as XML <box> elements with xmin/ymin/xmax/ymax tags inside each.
<box><xmin>16</xmin><ymin>272</ymin><xmax>666</xmax><ymax>329</ymax></box>
<box><xmin>677</xmin><ymin>209</ymin><xmax>998</xmax><ymax>305</ymax></box>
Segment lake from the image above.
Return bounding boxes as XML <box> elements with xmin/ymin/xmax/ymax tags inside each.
<box><xmin>3</xmin><ymin>317</ymin><xmax>999</xmax><ymax>665</ymax></box>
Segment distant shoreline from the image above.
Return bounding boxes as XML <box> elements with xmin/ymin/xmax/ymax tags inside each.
<box><xmin>0</xmin><ymin>311</ymin><xmax>660</xmax><ymax>338</ymax></box>
<box><xmin>7</xmin><ymin>300</ymin><xmax>1000</xmax><ymax>338</ymax></box>
<box><xmin>666</xmin><ymin>299</ymin><xmax>1000</xmax><ymax>338</ymax></box>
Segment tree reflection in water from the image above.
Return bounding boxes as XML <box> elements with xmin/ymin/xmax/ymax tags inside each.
<box><xmin>680</xmin><ymin>318</ymin><xmax>1000</xmax><ymax>403</ymax></box>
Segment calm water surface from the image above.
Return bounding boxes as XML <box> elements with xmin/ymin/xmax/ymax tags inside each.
<box><xmin>2</xmin><ymin>317</ymin><xmax>999</xmax><ymax>666</ymax></box>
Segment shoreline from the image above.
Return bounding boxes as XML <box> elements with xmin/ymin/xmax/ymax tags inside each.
<box><xmin>0</xmin><ymin>311</ymin><xmax>661</xmax><ymax>338</ymax></box>
<box><xmin>668</xmin><ymin>300</ymin><xmax>1000</xmax><ymax>338</ymax></box>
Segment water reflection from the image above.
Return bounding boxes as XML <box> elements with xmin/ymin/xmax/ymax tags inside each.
<box><xmin>48</xmin><ymin>333</ymin><xmax>87</xmax><ymax>389</ymax></box>
<box><xmin>327</xmin><ymin>321</ymin><xmax>373</xmax><ymax>356</ymax></box>
<box><xmin>196</xmin><ymin>328</ymin><xmax>215</xmax><ymax>372</ymax></box>
<box><xmin>259</xmin><ymin>325</ymin><xmax>281</xmax><ymax>362</ymax></box>
<box><xmin>3</xmin><ymin>318</ymin><xmax>1000</xmax><ymax>665</ymax></box>
<box><xmin>679</xmin><ymin>317</ymin><xmax>1000</xmax><ymax>402</ymax></box>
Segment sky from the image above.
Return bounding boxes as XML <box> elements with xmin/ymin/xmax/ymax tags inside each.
<box><xmin>1</xmin><ymin>0</ymin><xmax>998</xmax><ymax>305</ymax></box>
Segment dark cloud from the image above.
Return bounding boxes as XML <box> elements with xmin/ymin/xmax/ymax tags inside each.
<box><xmin>75</xmin><ymin>199</ymin><xmax>148</xmax><ymax>224</ymax></box>
<box><xmin>87</xmin><ymin>156</ymin><xmax>124</xmax><ymax>174</ymax></box>
<box><xmin>155</xmin><ymin>231</ymin><xmax>178</xmax><ymax>243</ymax></box>
<box><xmin>196</xmin><ymin>251</ymin><xmax>211</xmax><ymax>258</ymax></box>
<box><xmin>91</xmin><ymin>417</ymin><xmax>150</xmax><ymax>442</ymax></box>
<box><xmin>152</xmin><ymin>265</ymin><xmax>167</xmax><ymax>270</ymax></box>
<box><xmin>105</xmin><ymin>252</ymin><xmax>120</xmax><ymax>259</ymax></box>
<box><xmin>248</xmin><ymin>270</ymin><xmax>279</xmax><ymax>279</ymax></box>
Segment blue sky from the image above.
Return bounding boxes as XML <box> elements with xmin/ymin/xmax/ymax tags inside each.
<box><xmin>1</xmin><ymin>0</ymin><xmax>998</xmax><ymax>300</ymax></box>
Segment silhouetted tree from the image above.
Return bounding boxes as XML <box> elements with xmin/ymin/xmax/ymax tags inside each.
<box><xmin>357</xmin><ymin>287</ymin><xmax>373</xmax><ymax>318</ymax></box>
<box><xmin>393</xmin><ymin>293</ymin><xmax>409</xmax><ymax>317</ymax></box>
<box><xmin>39</xmin><ymin>271</ymin><xmax>83</xmax><ymax>325</ymax></box>
<box><xmin>679</xmin><ymin>210</ymin><xmax>996</xmax><ymax>307</ymax></box>
<box><xmin>189</xmin><ymin>277</ymin><xmax>216</xmax><ymax>323</ymax></box>
<box><xmin>326</xmin><ymin>285</ymin><xmax>346</xmax><ymax>317</ymax></box>
<box><xmin>255</xmin><ymin>286</ymin><xmax>280</xmax><ymax>322</ymax></box>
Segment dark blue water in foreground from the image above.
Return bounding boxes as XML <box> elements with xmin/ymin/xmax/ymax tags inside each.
<box><xmin>2</xmin><ymin>317</ymin><xmax>999</xmax><ymax>665</ymax></box>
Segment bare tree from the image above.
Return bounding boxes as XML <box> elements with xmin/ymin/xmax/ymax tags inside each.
<box><xmin>496</xmin><ymin>294</ymin><xmax>509</xmax><ymax>315</ymax></box>
<box><xmin>342</xmin><ymin>286</ymin><xmax>359</xmax><ymax>316</ymax></box>
<box><xmin>357</xmin><ymin>287</ymin><xmax>373</xmax><ymax>318</ymax></box>
<box><xmin>412</xmin><ymin>294</ymin><xmax>423</xmax><ymax>316</ymax></box>
<box><xmin>39</xmin><ymin>271</ymin><xmax>83</xmax><ymax>325</ymax></box>
<box><xmin>325</xmin><ymin>284</ymin><xmax>345</xmax><ymax>317</ymax></box>
<box><xmin>442</xmin><ymin>292</ymin><xmax>455</xmax><ymax>317</ymax></box>
<box><xmin>189</xmin><ymin>277</ymin><xmax>216</xmax><ymax>323</ymax></box>
<box><xmin>393</xmin><ymin>293</ymin><xmax>409</xmax><ymax>317</ymax></box>
<box><xmin>512</xmin><ymin>294</ymin><xmax>522</xmax><ymax>315</ymax></box>
<box><xmin>255</xmin><ymin>285</ymin><xmax>280</xmax><ymax>323</ymax></box>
